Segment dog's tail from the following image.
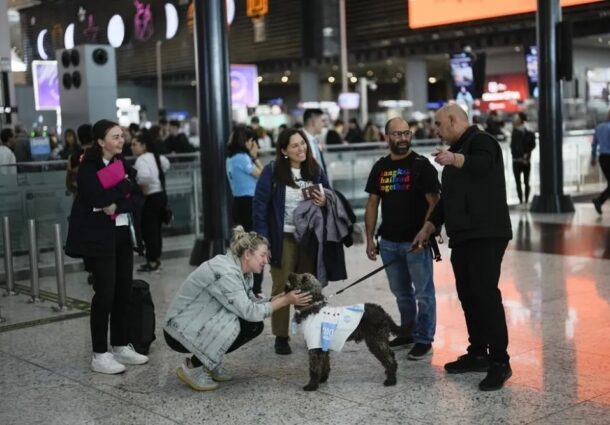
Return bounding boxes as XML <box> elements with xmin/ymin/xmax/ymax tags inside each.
<box><xmin>388</xmin><ymin>316</ymin><xmax>402</xmax><ymax>336</ymax></box>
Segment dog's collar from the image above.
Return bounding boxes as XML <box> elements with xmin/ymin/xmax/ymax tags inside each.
<box><xmin>294</xmin><ymin>300</ymin><xmax>326</xmax><ymax>315</ymax></box>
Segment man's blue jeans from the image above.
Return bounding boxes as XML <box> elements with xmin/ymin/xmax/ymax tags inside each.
<box><xmin>379</xmin><ymin>238</ymin><xmax>436</xmax><ymax>344</ymax></box>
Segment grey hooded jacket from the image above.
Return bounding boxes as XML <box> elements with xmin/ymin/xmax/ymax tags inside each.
<box><xmin>293</xmin><ymin>189</ymin><xmax>351</xmax><ymax>285</ymax></box>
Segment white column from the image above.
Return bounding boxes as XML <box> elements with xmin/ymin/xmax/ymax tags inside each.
<box><xmin>299</xmin><ymin>69</ymin><xmax>320</xmax><ymax>102</ymax></box>
<box><xmin>0</xmin><ymin>1</ymin><xmax>17</xmax><ymax>125</ymax></box>
<box><xmin>405</xmin><ymin>57</ymin><xmax>428</xmax><ymax>113</ymax></box>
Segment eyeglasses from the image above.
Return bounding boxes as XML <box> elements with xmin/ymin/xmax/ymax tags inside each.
<box><xmin>389</xmin><ymin>130</ymin><xmax>412</xmax><ymax>138</ymax></box>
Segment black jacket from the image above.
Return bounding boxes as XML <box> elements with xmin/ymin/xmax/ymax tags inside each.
<box><xmin>430</xmin><ymin>126</ymin><xmax>512</xmax><ymax>247</ymax></box>
<box><xmin>65</xmin><ymin>150</ymin><xmax>144</xmax><ymax>258</ymax></box>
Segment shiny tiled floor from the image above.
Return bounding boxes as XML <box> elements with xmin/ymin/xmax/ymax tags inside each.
<box><xmin>1</xmin><ymin>202</ymin><xmax>609</xmax><ymax>424</ymax></box>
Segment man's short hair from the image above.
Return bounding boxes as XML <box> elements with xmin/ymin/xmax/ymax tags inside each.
<box><xmin>1</xmin><ymin>128</ymin><xmax>14</xmax><ymax>143</ymax></box>
<box><xmin>169</xmin><ymin>120</ymin><xmax>181</xmax><ymax>128</ymax></box>
<box><xmin>77</xmin><ymin>124</ymin><xmax>93</xmax><ymax>145</ymax></box>
<box><xmin>159</xmin><ymin>118</ymin><xmax>168</xmax><ymax>125</ymax></box>
<box><xmin>250</xmin><ymin>116</ymin><xmax>260</xmax><ymax>125</ymax></box>
<box><xmin>303</xmin><ymin>108</ymin><xmax>323</xmax><ymax>125</ymax></box>
<box><xmin>128</xmin><ymin>123</ymin><xmax>140</xmax><ymax>134</ymax></box>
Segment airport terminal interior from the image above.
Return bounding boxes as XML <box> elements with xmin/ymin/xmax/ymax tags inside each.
<box><xmin>1</xmin><ymin>0</ymin><xmax>610</xmax><ymax>424</ymax></box>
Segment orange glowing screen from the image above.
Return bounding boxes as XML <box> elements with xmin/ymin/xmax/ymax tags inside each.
<box><xmin>408</xmin><ymin>0</ymin><xmax>603</xmax><ymax>29</ymax></box>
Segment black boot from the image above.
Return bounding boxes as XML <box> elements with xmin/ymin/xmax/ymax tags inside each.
<box><xmin>479</xmin><ymin>362</ymin><xmax>512</xmax><ymax>391</ymax></box>
<box><xmin>274</xmin><ymin>336</ymin><xmax>292</xmax><ymax>355</ymax></box>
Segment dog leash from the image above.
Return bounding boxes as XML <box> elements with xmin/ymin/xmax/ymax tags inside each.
<box><xmin>329</xmin><ymin>245</ymin><xmax>419</xmax><ymax>298</ymax></box>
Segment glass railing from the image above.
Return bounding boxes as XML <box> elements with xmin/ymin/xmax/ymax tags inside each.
<box><xmin>0</xmin><ymin>130</ymin><xmax>603</xmax><ymax>255</ymax></box>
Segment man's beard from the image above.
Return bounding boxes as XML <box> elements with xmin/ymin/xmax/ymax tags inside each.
<box><xmin>390</xmin><ymin>141</ymin><xmax>410</xmax><ymax>155</ymax></box>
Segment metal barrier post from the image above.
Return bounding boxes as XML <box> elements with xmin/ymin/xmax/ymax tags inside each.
<box><xmin>2</xmin><ymin>216</ymin><xmax>16</xmax><ymax>296</ymax></box>
<box><xmin>0</xmin><ymin>305</ymin><xmax>6</xmax><ymax>323</ymax></box>
<box><xmin>27</xmin><ymin>219</ymin><xmax>42</xmax><ymax>303</ymax></box>
<box><xmin>192</xmin><ymin>170</ymin><xmax>201</xmax><ymax>237</ymax></box>
<box><xmin>52</xmin><ymin>224</ymin><xmax>69</xmax><ymax>312</ymax></box>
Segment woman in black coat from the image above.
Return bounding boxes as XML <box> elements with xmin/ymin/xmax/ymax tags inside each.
<box><xmin>65</xmin><ymin>119</ymin><xmax>148</xmax><ymax>375</ymax></box>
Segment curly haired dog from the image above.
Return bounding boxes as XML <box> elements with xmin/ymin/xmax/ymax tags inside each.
<box><xmin>286</xmin><ymin>272</ymin><xmax>401</xmax><ymax>391</ymax></box>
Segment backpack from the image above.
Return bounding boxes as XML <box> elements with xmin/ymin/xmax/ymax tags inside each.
<box><xmin>128</xmin><ymin>279</ymin><xmax>156</xmax><ymax>355</ymax></box>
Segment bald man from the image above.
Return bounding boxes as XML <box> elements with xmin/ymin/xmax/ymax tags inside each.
<box><xmin>413</xmin><ymin>104</ymin><xmax>513</xmax><ymax>391</ymax></box>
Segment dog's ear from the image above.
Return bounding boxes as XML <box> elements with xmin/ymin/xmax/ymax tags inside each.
<box><xmin>286</xmin><ymin>273</ymin><xmax>297</xmax><ymax>291</ymax></box>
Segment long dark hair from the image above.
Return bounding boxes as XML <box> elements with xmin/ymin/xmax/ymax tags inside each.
<box><xmin>135</xmin><ymin>129</ymin><xmax>166</xmax><ymax>190</ymax></box>
<box><xmin>227</xmin><ymin>125</ymin><xmax>257</xmax><ymax>157</ymax></box>
<box><xmin>63</xmin><ymin>128</ymin><xmax>78</xmax><ymax>147</ymax></box>
<box><xmin>88</xmin><ymin>119</ymin><xmax>120</xmax><ymax>159</ymax></box>
<box><xmin>274</xmin><ymin>128</ymin><xmax>320</xmax><ymax>188</ymax></box>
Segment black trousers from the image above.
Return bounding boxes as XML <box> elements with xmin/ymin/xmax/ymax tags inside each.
<box><xmin>597</xmin><ymin>154</ymin><xmax>610</xmax><ymax>204</ymax></box>
<box><xmin>512</xmin><ymin>160</ymin><xmax>531</xmax><ymax>203</ymax></box>
<box><xmin>450</xmin><ymin>238</ymin><xmax>510</xmax><ymax>364</ymax></box>
<box><xmin>163</xmin><ymin>319</ymin><xmax>264</xmax><ymax>367</ymax></box>
<box><xmin>232</xmin><ymin>195</ymin><xmax>263</xmax><ymax>294</ymax></box>
<box><xmin>87</xmin><ymin>226</ymin><xmax>134</xmax><ymax>353</ymax></box>
<box><xmin>141</xmin><ymin>192</ymin><xmax>166</xmax><ymax>262</ymax></box>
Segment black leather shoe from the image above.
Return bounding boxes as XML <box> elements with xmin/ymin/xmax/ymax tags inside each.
<box><xmin>444</xmin><ymin>353</ymin><xmax>489</xmax><ymax>374</ymax></box>
<box><xmin>274</xmin><ymin>336</ymin><xmax>292</xmax><ymax>355</ymax></box>
<box><xmin>479</xmin><ymin>362</ymin><xmax>512</xmax><ymax>391</ymax></box>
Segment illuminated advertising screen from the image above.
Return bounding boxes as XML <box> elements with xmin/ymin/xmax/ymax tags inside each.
<box><xmin>30</xmin><ymin>136</ymin><xmax>51</xmax><ymax>158</ymax></box>
<box><xmin>408</xmin><ymin>0</ymin><xmax>603</xmax><ymax>29</ymax></box>
<box><xmin>230</xmin><ymin>64</ymin><xmax>259</xmax><ymax>107</ymax></box>
<box><xmin>450</xmin><ymin>52</ymin><xmax>476</xmax><ymax>101</ymax></box>
<box><xmin>479</xmin><ymin>73</ymin><xmax>529</xmax><ymax>112</ymax></box>
<box><xmin>525</xmin><ymin>46</ymin><xmax>539</xmax><ymax>98</ymax></box>
<box><xmin>32</xmin><ymin>60</ymin><xmax>60</xmax><ymax>111</ymax></box>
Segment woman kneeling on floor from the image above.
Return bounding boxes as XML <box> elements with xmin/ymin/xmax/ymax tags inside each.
<box><xmin>163</xmin><ymin>226</ymin><xmax>312</xmax><ymax>391</ymax></box>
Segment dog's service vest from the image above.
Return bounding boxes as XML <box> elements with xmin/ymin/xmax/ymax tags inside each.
<box><xmin>298</xmin><ymin>304</ymin><xmax>364</xmax><ymax>352</ymax></box>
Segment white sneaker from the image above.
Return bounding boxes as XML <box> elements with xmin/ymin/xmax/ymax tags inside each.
<box><xmin>176</xmin><ymin>359</ymin><xmax>219</xmax><ymax>391</ymax></box>
<box><xmin>111</xmin><ymin>344</ymin><xmax>149</xmax><ymax>365</ymax></box>
<box><xmin>91</xmin><ymin>352</ymin><xmax>126</xmax><ymax>374</ymax></box>
<box><xmin>209</xmin><ymin>363</ymin><xmax>233</xmax><ymax>382</ymax></box>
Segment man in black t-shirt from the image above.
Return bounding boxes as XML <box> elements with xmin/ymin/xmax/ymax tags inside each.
<box><xmin>365</xmin><ymin>117</ymin><xmax>440</xmax><ymax>361</ymax></box>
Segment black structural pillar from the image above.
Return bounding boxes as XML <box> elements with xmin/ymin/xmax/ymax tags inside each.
<box><xmin>530</xmin><ymin>0</ymin><xmax>574</xmax><ymax>213</ymax></box>
<box><xmin>189</xmin><ymin>0</ymin><xmax>232</xmax><ymax>265</ymax></box>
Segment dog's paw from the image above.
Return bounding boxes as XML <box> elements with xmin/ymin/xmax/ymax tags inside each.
<box><xmin>320</xmin><ymin>375</ymin><xmax>329</xmax><ymax>383</ymax></box>
<box><xmin>303</xmin><ymin>383</ymin><xmax>319</xmax><ymax>391</ymax></box>
<box><xmin>383</xmin><ymin>377</ymin><xmax>397</xmax><ymax>386</ymax></box>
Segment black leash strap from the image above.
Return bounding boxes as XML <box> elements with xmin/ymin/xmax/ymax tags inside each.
<box><xmin>333</xmin><ymin>257</ymin><xmax>399</xmax><ymax>295</ymax></box>
<box><xmin>332</xmin><ymin>240</ymin><xmax>442</xmax><ymax>296</ymax></box>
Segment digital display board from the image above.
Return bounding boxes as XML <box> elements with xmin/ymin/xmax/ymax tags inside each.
<box><xmin>525</xmin><ymin>46</ymin><xmax>539</xmax><ymax>98</ymax></box>
<box><xmin>230</xmin><ymin>64</ymin><xmax>259</xmax><ymax>107</ymax></box>
<box><xmin>408</xmin><ymin>0</ymin><xmax>603</xmax><ymax>29</ymax></box>
<box><xmin>450</xmin><ymin>52</ymin><xmax>476</xmax><ymax>101</ymax></box>
<box><xmin>32</xmin><ymin>60</ymin><xmax>60</xmax><ymax>111</ymax></box>
<box><xmin>479</xmin><ymin>73</ymin><xmax>529</xmax><ymax>112</ymax></box>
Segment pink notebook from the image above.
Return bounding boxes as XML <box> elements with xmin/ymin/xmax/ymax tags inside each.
<box><xmin>97</xmin><ymin>160</ymin><xmax>125</xmax><ymax>189</ymax></box>
<box><xmin>96</xmin><ymin>160</ymin><xmax>126</xmax><ymax>220</ymax></box>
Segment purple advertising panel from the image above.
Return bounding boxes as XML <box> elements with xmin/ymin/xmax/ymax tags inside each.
<box><xmin>32</xmin><ymin>60</ymin><xmax>60</xmax><ymax>111</ymax></box>
<box><xmin>230</xmin><ymin>64</ymin><xmax>259</xmax><ymax>107</ymax></box>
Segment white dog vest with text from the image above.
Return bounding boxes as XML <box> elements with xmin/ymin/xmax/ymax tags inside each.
<box><xmin>299</xmin><ymin>304</ymin><xmax>364</xmax><ymax>352</ymax></box>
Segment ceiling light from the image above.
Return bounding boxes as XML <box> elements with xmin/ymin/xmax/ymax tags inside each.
<box><xmin>428</xmin><ymin>77</ymin><xmax>437</xmax><ymax>84</ymax></box>
<box><xmin>366</xmin><ymin>70</ymin><xmax>374</xmax><ymax>77</ymax></box>
<box><xmin>281</xmin><ymin>76</ymin><xmax>289</xmax><ymax>83</ymax></box>
<box><xmin>328</xmin><ymin>76</ymin><xmax>335</xmax><ymax>83</ymax></box>
<box><xmin>350</xmin><ymin>76</ymin><xmax>358</xmax><ymax>83</ymax></box>
<box><xmin>256</xmin><ymin>76</ymin><xmax>263</xmax><ymax>82</ymax></box>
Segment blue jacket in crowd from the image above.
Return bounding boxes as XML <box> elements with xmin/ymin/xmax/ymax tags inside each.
<box><xmin>252</xmin><ymin>161</ymin><xmax>330</xmax><ymax>267</ymax></box>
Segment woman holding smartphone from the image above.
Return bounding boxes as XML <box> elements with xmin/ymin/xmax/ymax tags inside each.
<box><xmin>253</xmin><ymin>128</ymin><xmax>330</xmax><ymax>355</ymax></box>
